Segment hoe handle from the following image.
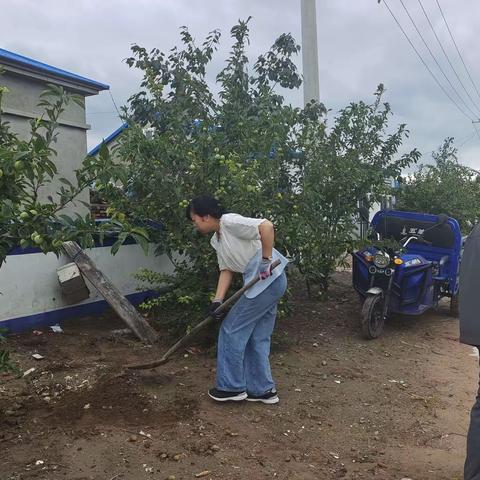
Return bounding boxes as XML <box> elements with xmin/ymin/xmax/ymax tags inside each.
<box><xmin>126</xmin><ymin>259</ymin><xmax>281</xmax><ymax>370</ymax></box>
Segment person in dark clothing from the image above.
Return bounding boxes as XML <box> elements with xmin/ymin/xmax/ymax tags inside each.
<box><xmin>459</xmin><ymin>223</ymin><xmax>480</xmax><ymax>480</ymax></box>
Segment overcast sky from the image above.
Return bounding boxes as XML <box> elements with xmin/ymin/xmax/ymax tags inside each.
<box><xmin>2</xmin><ymin>0</ymin><xmax>480</xmax><ymax>170</ymax></box>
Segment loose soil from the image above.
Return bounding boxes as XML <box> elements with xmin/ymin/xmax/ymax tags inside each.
<box><xmin>1</xmin><ymin>271</ymin><xmax>476</xmax><ymax>480</ymax></box>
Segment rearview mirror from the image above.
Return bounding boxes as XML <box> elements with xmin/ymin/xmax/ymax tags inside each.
<box><xmin>437</xmin><ymin>214</ymin><xmax>449</xmax><ymax>226</ymax></box>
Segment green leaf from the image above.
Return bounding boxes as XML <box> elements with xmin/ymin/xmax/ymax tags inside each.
<box><xmin>98</xmin><ymin>143</ymin><xmax>110</xmax><ymax>161</ymax></box>
<box><xmin>110</xmin><ymin>232</ymin><xmax>128</xmax><ymax>255</ymax></box>
<box><xmin>58</xmin><ymin>214</ymin><xmax>75</xmax><ymax>226</ymax></box>
<box><xmin>132</xmin><ymin>233</ymin><xmax>149</xmax><ymax>255</ymax></box>
<box><xmin>110</xmin><ymin>239</ymin><xmax>122</xmax><ymax>255</ymax></box>
<box><xmin>58</xmin><ymin>177</ymin><xmax>74</xmax><ymax>187</ymax></box>
<box><xmin>130</xmin><ymin>227</ymin><xmax>149</xmax><ymax>239</ymax></box>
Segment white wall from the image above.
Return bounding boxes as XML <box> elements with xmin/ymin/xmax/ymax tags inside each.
<box><xmin>0</xmin><ymin>244</ymin><xmax>175</xmax><ymax>325</ymax></box>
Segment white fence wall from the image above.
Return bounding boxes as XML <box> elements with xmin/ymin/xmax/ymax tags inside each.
<box><xmin>0</xmin><ymin>244</ymin><xmax>174</xmax><ymax>333</ymax></box>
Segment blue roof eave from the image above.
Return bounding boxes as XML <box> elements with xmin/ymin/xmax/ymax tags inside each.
<box><xmin>0</xmin><ymin>48</ymin><xmax>109</xmax><ymax>92</ymax></box>
<box><xmin>88</xmin><ymin>123</ymin><xmax>128</xmax><ymax>156</ymax></box>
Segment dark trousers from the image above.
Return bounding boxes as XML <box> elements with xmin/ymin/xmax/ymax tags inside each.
<box><xmin>466</xmin><ymin>357</ymin><xmax>480</xmax><ymax>480</ymax></box>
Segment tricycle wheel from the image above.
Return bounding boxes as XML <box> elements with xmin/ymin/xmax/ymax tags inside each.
<box><xmin>361</xmin><ymin>294</ymin><xmax>385</xmax><ymax>339</ymax></box>
<box><xmin>450</xmin><ymin>294</ymin><xmax>459</xmax><ymax>317</ymax></box>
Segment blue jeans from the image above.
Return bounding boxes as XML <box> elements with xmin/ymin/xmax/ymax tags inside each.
<box><xmin>216</xmin><ymin>272</ymin><xmax>287</xmax><ymax>395</ymax></box>
<box><xmin>465</xmin><ymin>357</ymin><xmax>480</xmax><ymax>480</ymax></box>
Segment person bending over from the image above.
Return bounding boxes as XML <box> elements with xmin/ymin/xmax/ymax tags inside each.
<box><xmin>186</xmin><ymin>195</ymin><xmax>288</xmax><ymax>404</ymax></box>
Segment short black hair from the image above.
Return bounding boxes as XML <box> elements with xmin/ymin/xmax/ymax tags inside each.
<box><xmin>186</xmin><ymin>195</ymin><xmax>226</xmax><ymax>220</ymax></box>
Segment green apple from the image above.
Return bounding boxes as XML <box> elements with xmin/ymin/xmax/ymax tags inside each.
<box><xmin>19</xmin><ymin>211</ymin><xmax>29</xmax><ymax>220</ymax></box>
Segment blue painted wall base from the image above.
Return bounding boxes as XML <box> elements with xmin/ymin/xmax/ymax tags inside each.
<box><xmin>1</xmin><ymin>291</ymin><xmax>156</xmax><ymax>334</ymax></box>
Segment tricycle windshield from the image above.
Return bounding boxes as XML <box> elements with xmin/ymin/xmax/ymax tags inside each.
<box><xmin>370</xmin><ymin>210</ymin><xmax>462</xmax><ymax>295</ymax></box>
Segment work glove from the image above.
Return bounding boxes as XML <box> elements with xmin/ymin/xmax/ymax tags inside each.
<box><xmin>259</xmin><ymin>258</ymin><xmax>273</xmax><ymax>279</ymax></box>
<box><xmin>209</xmin><ymin>299</ymin><xmax>225</xmax><ymax>321</ymax></box>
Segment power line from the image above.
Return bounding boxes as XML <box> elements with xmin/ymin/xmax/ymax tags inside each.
<box><xmin>418</xmin><ymin>0</ymin><xmax>480</xmax><ymax>118</ymax></box>
<box><xmin>457</xmin><ymin>130</ymin><xmax>478</xmax><ymax>149</ymax></box>
<box><xmin>473</xmin><ymin>122</ymin><xmax>480</xmax><ymax>142</ymax></box>
<box><xmin>381</xmin><ymin>0</ymin><xmax>474</xmax><ymax>122</ymax></box>
<box><xmin>87</xmin><ymin>111</ymin><xmax>118</xmax><ymax>115</ymax></box>
<box><xmin>399</xmin><ymin>0</ymin><xmax>479</xmax><ymax>120</ymax></box>
<box><xmin>420</xmin><ymin>130</ymin><xmax>478</xmax><ymax>158</ymax></box>
<box><xmin>108</xmin><ymin>90</ymin><xmax>122</xmax><ymax>118</ymax></box>
<box><xmin>456</xmin><ymin>129</ymin><xmax>476</xmax><ymax>144</ymax></box>
<box><xmin>436</xmin><ymin>0</ymin><xmax>480</xmax><ymax>103</ymax></box>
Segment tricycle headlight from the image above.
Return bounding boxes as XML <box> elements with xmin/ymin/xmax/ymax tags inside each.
<box><xmin>373</xmin><ymin>252</ymin><xmax>390</xmax><ymax>268</ymax></box>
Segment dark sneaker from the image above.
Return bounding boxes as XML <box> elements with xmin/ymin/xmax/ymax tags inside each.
<box><xmin>246</xmin><ymin>389</ymin><xmax>279</xmax><ymax>404</ymax></box>
<box><xmin>208</xmin><ymin>388</ymin><xmax>247</xmax><ymax>402</ymax></box>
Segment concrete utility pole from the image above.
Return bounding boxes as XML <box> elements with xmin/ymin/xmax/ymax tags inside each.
<box><xmin>301</xmin><ymin>0</ymin><xmax>320</xmax><ymax>106</ymax></box>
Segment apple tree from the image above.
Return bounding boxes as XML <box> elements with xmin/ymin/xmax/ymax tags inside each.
<box><xmin>396</xmin><ymin>137</ymin><xmax>480</xmax><ymax>232</ymax></box>
<box><xmin>98</xmin><ymin>21</ymin><xmax>419</xmax><ymax>335</ymax></box>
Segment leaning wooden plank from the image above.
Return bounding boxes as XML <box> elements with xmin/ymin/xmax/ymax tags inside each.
<box><xmin>62</xmin><ymin>241</ymin><xmax>158</xmax><ymax>345</ymax></box>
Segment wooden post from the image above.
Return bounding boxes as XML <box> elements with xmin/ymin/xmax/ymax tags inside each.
<box><xmin>62</xmin><ymin>241</ymin><xmax>158</xmax><ymax>344</ymax></box>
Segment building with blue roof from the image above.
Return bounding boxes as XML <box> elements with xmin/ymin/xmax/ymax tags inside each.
<box><xmin>0</xmin><ymin>48</ymin><xmax>109</xmax><ymax>215</ymax></box>
<box><xmin>88</xmin><ymin>122</ymin><xmax>128</xmax><ymax>156</ymax></box>
<box><xmin>0</xmin><ymin>49</ymin><xmax>179</xmax><ymax>335</ymax></box>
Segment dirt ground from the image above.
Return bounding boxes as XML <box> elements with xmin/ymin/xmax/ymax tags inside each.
<box><xmin>1</xmin><ymin>271</ymin><xmax>477</xmax><ymax>480</ymax></box>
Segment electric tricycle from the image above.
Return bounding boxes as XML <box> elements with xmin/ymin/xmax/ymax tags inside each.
<box><xmin>352</xmin><ymin>210</ymin><xmax>463</xmax><ymax>339</ymax></box>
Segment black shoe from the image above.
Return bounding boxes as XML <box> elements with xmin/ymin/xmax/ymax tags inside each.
<box><xmin>208</xmin><ymin>388</ymin><xmax>247</xmax><ymax>402</ymax></box>
<box><xmin>246</xmin><ymin>389</ymin><xmax>279</xmax><ymax>404</ymax></box>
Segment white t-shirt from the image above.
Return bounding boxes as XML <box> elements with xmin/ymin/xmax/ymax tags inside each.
<box><xmin>210</xmin><ymin>213</ymin><xmax>265</xmax><ymax>272</ymax></box>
